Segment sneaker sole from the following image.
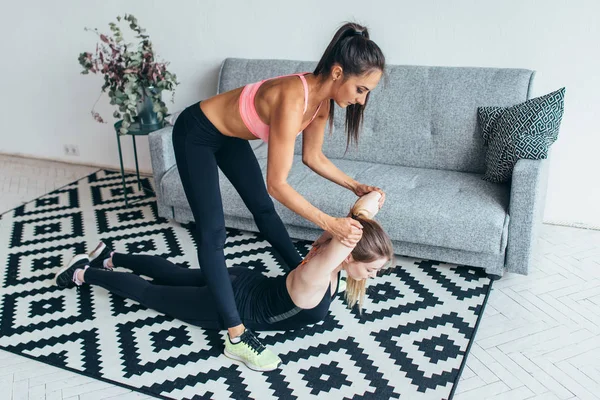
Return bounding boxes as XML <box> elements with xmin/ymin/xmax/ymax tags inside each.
<box><xmin>223</xmin><ymin>349</ymin><xmax>281</xmax><ymax>372</ymax></box>
<box><xmin>54</xmin><ymin>254</ymin><xmax>88</xmax><ymax>286</ymax></box>
<box><xmin>89</xmin><ymin>242</ymin><xmax>106</xmax><ymax>262</ymax></box>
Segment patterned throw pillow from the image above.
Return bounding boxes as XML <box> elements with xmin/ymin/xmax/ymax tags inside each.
<box><xmin>478</xmin><ymin>87</ymin><xmax>565</xmax><ymax>183</ymax></box>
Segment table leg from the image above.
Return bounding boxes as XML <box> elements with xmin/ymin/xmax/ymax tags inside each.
<box><xmin>116</xmin><ymin>132</ymin><xmax>129</xmax><ymax>208</ymax></box>
<box><xmin>132</xmin><ymin>135</ymin><xmax>141</xmax><ymax>191</ymax></box>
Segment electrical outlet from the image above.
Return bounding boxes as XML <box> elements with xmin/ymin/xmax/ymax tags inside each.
<box><xmin>63</xmin><ymin>144</ymin><xmax>80</xmax><ymax>156</ymax></box>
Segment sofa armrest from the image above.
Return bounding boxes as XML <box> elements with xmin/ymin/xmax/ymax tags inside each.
<box><xmin>149</xmin><ymin>126</ymin><xmax>176</xmax><ymax>188</ymax></box>
<box><xmin>505</xmin><ymin>158</ymin><xmax>549</xmax><ymax>275</ymax></box>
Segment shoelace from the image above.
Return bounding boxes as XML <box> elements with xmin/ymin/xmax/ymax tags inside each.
<box><xmin>239</xmin><ymin>330</ymin><xmax>266</xmax><ymax>355</ymax></box>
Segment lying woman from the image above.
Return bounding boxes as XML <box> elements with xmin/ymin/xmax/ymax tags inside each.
<box><xmin>54</xmin><ymin>192</ymin><xmax>393</xmax><ymax>371</ymax></box>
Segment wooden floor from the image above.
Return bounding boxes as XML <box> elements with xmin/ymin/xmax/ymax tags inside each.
<box><xmin>0</xmin><ymin>154</ymin><xmax>598</xmax><ymax>400</ymax></box>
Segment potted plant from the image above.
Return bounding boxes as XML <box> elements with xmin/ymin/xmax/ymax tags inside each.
<box><xmin>78</xmin><ymin>14</ymin><xmax>179</xmax><ymax>134</ymax></box>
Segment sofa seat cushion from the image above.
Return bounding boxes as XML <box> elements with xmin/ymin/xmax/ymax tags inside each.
<box><xmin>161</xmin><ymin>157</ymin><xmax>510</xmax><ymax>255</ymax></box>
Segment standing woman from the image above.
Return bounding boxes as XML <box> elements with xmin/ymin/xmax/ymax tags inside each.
<box><xmin>172</xmin><ymin>22</ymin><xmax>386</xmax><ymax>371</ymax></box>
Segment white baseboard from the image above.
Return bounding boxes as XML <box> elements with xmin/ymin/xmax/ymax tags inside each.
<box><xmin>0</xmin><ymin>151</ymin><xmax>153</xmax><ymax>176</ymax></box>
<box><xmin>543</xmin><ymin>220</ymin><xmax>600</xmax><ymax>231</ymax></box>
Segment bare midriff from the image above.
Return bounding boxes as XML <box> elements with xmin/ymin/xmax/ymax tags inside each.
<box><xmin>199</xmin><ymin>75</ymin><xmax>323</xmax><ymax>141</ymax></box>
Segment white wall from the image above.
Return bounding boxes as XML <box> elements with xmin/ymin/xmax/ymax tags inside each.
<box><xmin>1</xmin><ymin>0</ymin><xmax>598</xmax><ymax>228</ymax></box>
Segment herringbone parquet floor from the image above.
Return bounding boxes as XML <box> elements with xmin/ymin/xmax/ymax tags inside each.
<box><xmin>0</xmin><ymin>154</ymin><xmax>598</xmax><ymax>400</ymax></box>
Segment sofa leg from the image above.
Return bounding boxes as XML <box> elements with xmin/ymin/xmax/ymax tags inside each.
<box><xmin>487</xmin><ymin>273</ymin><xmax>502</xmax><ymax>281</ymax></box>
<box><xmin>157</xmin><ymin>201</ymin><xmax>174</xmax><ymax>220</ymax></box>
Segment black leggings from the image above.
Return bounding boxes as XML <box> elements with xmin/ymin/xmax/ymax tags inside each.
<box><xmin>171</xmin><ymin>102</ymin><xmax>303</xmax><ymax>328</ymax></box>
<box><xmin>86</xmin><ymin>253</ymin><xmax>234</xmax><ymax>329</ymax></box>
<box><xmin>86</xmin><ymin>253</ymin><xmax>319</xmax><ymax>332</ymax></box>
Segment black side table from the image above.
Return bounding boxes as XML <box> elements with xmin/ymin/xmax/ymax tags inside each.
<box><xmin>114</xmin><ymin>119</ymin><xmax>165</xmax><ymax>207</ymax></box>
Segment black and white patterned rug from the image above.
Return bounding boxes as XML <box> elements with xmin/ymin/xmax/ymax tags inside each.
<box><xmin>0</xmin><ymin>170</ymin><xmax>493</xmax><ymax>400</ymax></box>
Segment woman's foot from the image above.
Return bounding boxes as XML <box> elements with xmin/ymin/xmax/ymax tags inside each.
<box><xmin>224</xmin><ymin>329</ymin><xmax>281</xmax><ymax>372</ymax></box>
<box><xmin>88</xmin><ymin>241</ymin><xmax>114</xmax><ymax>270</ymax></box>
<box><xmin>54</xmin><ymin>254</ymin><xmax>90</xmax><ymax>288</ymax></box>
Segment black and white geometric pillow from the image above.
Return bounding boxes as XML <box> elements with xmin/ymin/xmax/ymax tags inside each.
<box><xmin>478</xmin><ymin>87</ymin><xmax>565</xmax><ymax>183</ymax></box>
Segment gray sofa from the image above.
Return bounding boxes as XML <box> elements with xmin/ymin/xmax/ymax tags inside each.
<box><xmin>149</xmin><ymin>58</ymin><xmax>548</xmax><ymax>277</ymax></box>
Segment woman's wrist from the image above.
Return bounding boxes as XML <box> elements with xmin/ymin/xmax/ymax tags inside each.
<box><xmin>318</xmin><ymin>213</ymin><xmax>334</xmax><ymax>232</ymax></box>
<box><xmin>345</xmin><ymin>179</ymin><xmax>359</xmax><ymax>193</ymax></box>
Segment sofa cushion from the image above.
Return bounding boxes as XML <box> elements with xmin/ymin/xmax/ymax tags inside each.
<box><xmin>478</xmin><ymin>87</ymin><xmax>565</xmax><ymax>183</ymax></box>
<box><xmin>161</xmin><ymin>158</ymin><xmax>510</xmax><ymax>255</ymax></box>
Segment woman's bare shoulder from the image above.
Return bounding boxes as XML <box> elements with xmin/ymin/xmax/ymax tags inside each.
<box><xmin>259</xmin><ymin>75</ymin><xmax>306</xmax><ymax>109</ymax></box>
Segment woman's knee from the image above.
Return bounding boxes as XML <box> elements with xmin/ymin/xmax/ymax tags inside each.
<box><xmin>250</xmin><ymin>202</ymin><xmax>277</xmax><ymax>221</ymax></box>
<box><xmin>196</xmin><ymin>226</ymin><xmax>227</xmax><ymax>250</ymax></box>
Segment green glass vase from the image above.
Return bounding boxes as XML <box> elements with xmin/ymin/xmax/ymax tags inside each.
<box><xmin>136</xmin><ymin>86</ymin><xmax>162</xmax><ymax>129</ymax></box>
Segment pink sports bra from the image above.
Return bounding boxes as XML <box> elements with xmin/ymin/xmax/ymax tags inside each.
<box><xmin>239</xmin><ymin>73</ymin><xmax>322</xmax><ymax>142</ymax></box>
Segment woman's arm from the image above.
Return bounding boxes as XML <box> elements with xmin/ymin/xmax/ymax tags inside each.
<box><xmin>305</xmin><ymin>154</ymin><xmax>360</xmax><ymax>193</ymax></box>
<box><xmin>299</xmin><ymin>232</ymin><xmax>358</xmax><ymax>281</ymax></box>
<box><xmin>288</xmin><ymin>192</ymin><xmax>380</xmax><ymax>307</ymax></box>
<box><xmin>312</xmin><ymin>191</ymin><xmax>382</xmax><ymax>247</ymax></box>
<box><xmin>301</xmin><ymin>102</ymin><xmax>360</xmax><ymax>192</ymax></box>
<box><xmin>266</xmin><ymin>96</ymin><xmax>334</xmax><ymax>231</ymax></box>
<box><xmin>286</xmin><ymin>232</ymin><xmax>356</xmax><ymax>308</ymax></box>
<box><xmin>302</xmin><ymin>103</ymin><xmax>386</xmax><ymax>209</ymax></box>
<box><xmin>267</xmin><ymin>95</ymin><xmax>363</xmax><ymax>245</ymax></box>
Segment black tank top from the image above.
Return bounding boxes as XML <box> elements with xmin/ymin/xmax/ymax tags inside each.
<box><xmin>229</xmin><ymin>267</ymin><xmax>340</xmax><ymax>331</ymax></box>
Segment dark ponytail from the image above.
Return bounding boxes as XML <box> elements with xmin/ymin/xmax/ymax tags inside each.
<box><xmin>313</xmin><ymin>22</ymin><xmax>385</xmax><ymax>151</ymax></box>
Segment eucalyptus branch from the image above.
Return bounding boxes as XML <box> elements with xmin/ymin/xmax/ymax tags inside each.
<box><xmin>78</xmin><ymin>14</ymin><xmax>179</xmax><ymax>134</ymax></box>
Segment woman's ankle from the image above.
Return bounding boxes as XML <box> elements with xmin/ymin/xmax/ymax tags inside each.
<box><xmin>104</xmin><ymin>252</ymin><xmax>115</xmax><ymax>269</ymax></box>
<box><xmin>228</xmin><ymin>324</ymin><xmax>245</xmax><ymax>340</ymax></box>
<box><xmin>74</xmin><ymin>267</ymin><xmax>87</xmax><ymax>285</ymax></box>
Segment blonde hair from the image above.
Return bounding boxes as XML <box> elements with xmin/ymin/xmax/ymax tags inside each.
<box><xmin>344</xmin><ymin>216</ymin><xmax>394</xmax><ymax>313</ymax></box>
